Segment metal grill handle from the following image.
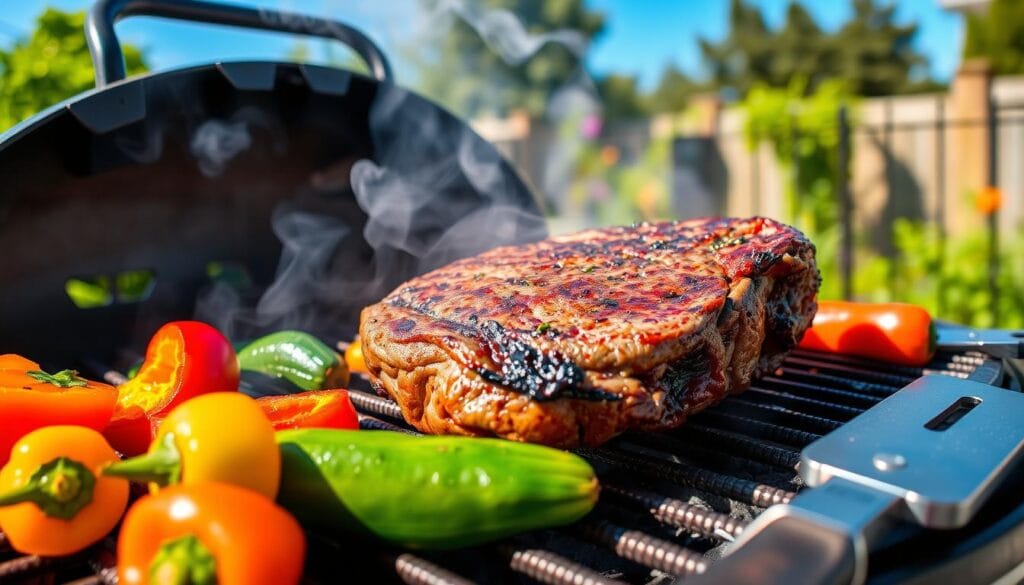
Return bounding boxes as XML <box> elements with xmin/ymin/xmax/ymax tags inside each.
<box><xmin>86</xmin><ymin>0</ymin><xmax>394</xmax><ymax>87</ymax></box>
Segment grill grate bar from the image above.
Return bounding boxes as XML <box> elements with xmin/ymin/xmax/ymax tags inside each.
<box><xmin>507</xmin><ymin>547</ymin><xmax>627</xmax><ymax>585</ymax></box>
<box><xmin>576</xmin><ymin>519</ymin><xmax>709</xmax><ymax>577</ymax></box>
<box><xmin>602</xmin><ymin>484</ymin><xmax>748</xmax><ymax>540</ymax></box>
<box><xmin>716</xmin><ymin>397</ymin><xmax>843</xmax><ymax>434</ymax></box>
<box><xmin>349</xmin><ymin>390</ymin><xmax>405</xmax><ymax>420</ymax></box>
<box><xmin>628</xmin><ymin>427</ymin><xmax>800</xmax><ymax>470</ymax></box>
<box><xmin>395</xmin><ymin>553</ymin><xmax>477</xmax><ymax>585</ymax></box>
<box><xmin>577</xmin><ymin>447</ymin><xmax>795</xmax><ymax>508</ymax></box>
<box><xmin>358</xmin><ymin>414</ymin><xmax>419</xmax><ymax>434</ymax></box>
<box><xmin>746</xmin><ymin>386</ymin><xmax>864</xmax><ymax>420</ymax></box>
<box><xmin>674</xmin><ymin>424</ymin><xmax>802</xmax><ymax>468</ymax></box>
<box><xmin>692</xmin><ymin>410</ymin><xmax>822</xmax><ymax>448</ymax></box>
<box><xmin>0</xmin><ymin>554</ymin><xmax>55</xmax><ymax>580</ymax></box>
<box><xmin>781</xmin><ymin>356</ymin><xmax>915</xmax><ymax>387</ymax></box>
<box><xmin>759</xmin><ymin>376</ymin><xmax>882</xmax><ymax>408</ymax></box>
<box><xmin>772</xmin><ymin>368</ymin><xmax>900</xmax><ymax>398</ymax></box>
<box><xmin>63</xmin><ymin>577</ymin><xmax>103</xmax><ymax>585</ymax></box>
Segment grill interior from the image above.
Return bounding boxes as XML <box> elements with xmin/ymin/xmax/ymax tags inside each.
<box><xmin>0</xmin><ymin>348</ymin><xmax>1006</xmax><ymax>584</ymax></box>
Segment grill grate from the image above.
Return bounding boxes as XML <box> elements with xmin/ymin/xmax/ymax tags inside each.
<box><xmin>0</xmin><ymin>349</ymin><xmax>1002</xmax><ymax>584</ymax></box>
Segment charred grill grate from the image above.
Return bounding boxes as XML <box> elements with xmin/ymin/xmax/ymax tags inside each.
<box><xmin>0</xmin><ymin>349</ymin><xmax>1003</xmax><ymax>584</ymax></box>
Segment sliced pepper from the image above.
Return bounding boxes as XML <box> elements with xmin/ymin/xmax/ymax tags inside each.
<box><xmin>238</xmin><ymin>331</ymin><xmax>349</xmax><ymax>391</ymax></box>
<box><xmin>105</xmin><ymin>321</ymin><xmax>240</xmax><ymax>456</ymax></box>
<box><xmin>0</xmin><ymin>426</ymin><xmax>129</xmax><ymax>556</ymax></box>
<box><xmin>118</xmin><ymin>482</ymin><xmax>305</xmax><ymax>585</ymax></box>
<box><xmin>0</xmin><ymin>354</ymin><xmax>117</xmax><ymax>466</ymax></box>
<box><xmin>257</xmin><ymin>389</ymin><xmax>359</xmax><ymax>431</ymax></box>
<box><xmin>105</xmin><ymin>392</ymin><xmax>280</xmax><ymax>499</ymax></box>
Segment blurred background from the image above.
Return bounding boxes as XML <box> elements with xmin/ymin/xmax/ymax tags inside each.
<box><xmin>1</xmin><ymin>0</ymin><xmax>1021</xmax><ymax>327</ymax></box>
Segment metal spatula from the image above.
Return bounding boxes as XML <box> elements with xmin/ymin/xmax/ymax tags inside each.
<box><xmin>687</xmin><ymin>374</ymin><xmax>1024</xmax><ymax>585</ymax></box>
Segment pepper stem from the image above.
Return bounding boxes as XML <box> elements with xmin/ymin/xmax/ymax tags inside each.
<box><xmin>0</xmin><ymin>457</ymin><xmax>96</xmax><ymax>519</ymax></box>
<box><xmin>149</xmin><ymin>534</ymin><xmax>217</xmax><ymax>585</ymax></box>
<box><xmin>103</xmin><ymin>432</ymin><xmax>182</xmax><ymax>486</ymax></box>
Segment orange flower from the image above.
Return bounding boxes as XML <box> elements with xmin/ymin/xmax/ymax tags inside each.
<box><xmin>599</xmin><ymin>145</ymin><xmax>620</xmax><ymax>167</ymax></box>
<box><xmin>975</xmin><ymin>186</ymin><xmax>1002</xmax><ymax>215</ymax></box>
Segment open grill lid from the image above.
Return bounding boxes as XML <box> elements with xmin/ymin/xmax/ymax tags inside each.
<box><xmin>0</xmin><ymin>0</ymin><xmax>543</xmax><ymax>364</ymax></box>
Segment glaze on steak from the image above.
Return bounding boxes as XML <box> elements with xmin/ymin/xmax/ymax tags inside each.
<box><xmin>360</xmin><ymin>217</ymin><xmax>819</xmax><ymax>447</ymax></box>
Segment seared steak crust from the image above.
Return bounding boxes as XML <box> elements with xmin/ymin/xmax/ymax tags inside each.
<box><xmin>360</xmin><ymin>217</ymin><xmax>819</xmax><ymax>447</ymax></box>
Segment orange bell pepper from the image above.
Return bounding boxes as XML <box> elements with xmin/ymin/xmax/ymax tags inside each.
<box><xmin>105</xmin><ymin>393</ymin><xmax>280</xmax><ymax>499</ymax></box>
<box><xmin>0</xmin><ymin>426</ymin><xmax>128</xmax><ymax>556</ymax></box>
<box><xmin>105</xmin><ymin>321</ymin><xmax>240</xmax><ymax>455</ymax></box>
<box><xmin>118</xmin><ymin>482</ymin><xmax>305</xmax><ymax>585</ymax></box>
<box><xmin>0</xmin><ymin>354</ymin><xmax>117</xmax><ymax>466</ymax></box>
<box><xmin>798</xmin><ymin>300</ymin><xmax>937</xmax><ymax>367</ymax></box>
<box><xmin>257</xmin><ymin>389</ymin><xmax>359</xmax><ymax>431</ymax></box>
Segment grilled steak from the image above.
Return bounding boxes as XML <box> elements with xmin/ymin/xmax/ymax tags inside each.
<box><xmin>360</xmin><ymin>217</ymin><xmax>819</xmax><ymax>447</ymax></box>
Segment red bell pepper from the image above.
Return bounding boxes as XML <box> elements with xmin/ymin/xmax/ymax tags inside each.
<box><xmin>105</xmin><ymin>321</ymin><xmax>239</xmax><ymax>455</ymax></box>
<box><xmin>257</xmin><ymin>389</ymin><xmax>359</xmax><ymax>431</ymax></box>
<box><xmin>0</xmin><ymin>355</ymin><xmax>118</xmax><ymax>466</ymax></box>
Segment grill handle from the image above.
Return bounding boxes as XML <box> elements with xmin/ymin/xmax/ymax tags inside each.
<box><xmin>85</xmin><ymin>0</ymin><xmax>394</xmax><ymax>87</ymax></box>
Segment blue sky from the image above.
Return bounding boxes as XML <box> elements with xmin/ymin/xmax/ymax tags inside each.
<box><xmin>0</xmin><ymin>1</ymin><xmax>964</xmax><ymax>91</ymax></box>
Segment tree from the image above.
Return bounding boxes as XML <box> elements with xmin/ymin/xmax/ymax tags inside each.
<box><xmin>595</xmin><ymin>73</ymin><xmax>646</xmax><ymax>120</ymax></box>
<box><xmin>645</xmin><ymin>64</ymin><xmax>697</xmax><ymax>113</ymax></box>
<box><xmin>413</xmin><ymin>0</ymin><xmax>604</xmax><ymax>118</ymax></box>
<box><xmin>698</xmin><ymin>0</ymin><xmax>776</xmax><ymax>98</ymax></box>
<box><xmin>832</xmin><ymin>0</ymin><xmax>926</xmax><ymax>96</ymax></box>
<box><xmin>0</xmin><ymin>8</ymin><xmax>147</xmax><ymax>131</ymax></box>
<box><xmin>964</xmin><ymin>0</ymin><xmax>1024</xmax><ymax>75</ymax></box>
<box><xmin>699</xmin><ymin>0</ymin><xmax>931</xmax><ymax>98</ymax></box>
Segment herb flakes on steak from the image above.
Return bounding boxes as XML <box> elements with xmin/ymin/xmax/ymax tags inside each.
<box><xmin>360</xmin><ymin>216</ymin><xmax>820</xmax><ymax>447</ymax></box>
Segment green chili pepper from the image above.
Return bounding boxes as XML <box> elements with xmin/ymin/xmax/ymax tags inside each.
<box><xmin>275</xmin><ymin>429</ymin><xmax>599</xmax><ymax>549</ymax></box>
<box><xmin>237</xmin><ymin>331</ymin><xmax>349</xmax><ymax>391</ymax></box>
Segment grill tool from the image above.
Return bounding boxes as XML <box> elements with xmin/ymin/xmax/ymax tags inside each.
<box><xmin>936</xmin><ymin>325</ymin><xmax>1024</xmax><ymax>360</ymax></box>
<box><xmin>690</xmin><ymin>374</ymin><xmax>1024</xmax><ymax>585</ymax></box>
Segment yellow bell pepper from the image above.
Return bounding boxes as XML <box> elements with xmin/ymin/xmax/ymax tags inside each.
<box><xmin>105</xmin><ymin>393</ymin><xmax>280</xmax><ymax>499</ymax></box>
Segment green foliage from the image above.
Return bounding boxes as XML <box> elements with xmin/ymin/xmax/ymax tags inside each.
<box><xmin>0</xmin><ymin>8</ymin><xmax>147</xmax><ymax>131</ymax></box>
<box><xmin>414</xmin><ymin>0</ymin><xmax>604</xmax><ymax>118</ymax></box>
<box><xmin>964</xmin><ymin>0</ymin><xmax>1024</xmax><ymax>75</ymax></box>
<box><xmin>700</xmin><ymin>0</ymin><xmax>930</xmax><ymax>98</ymax></box>
<box><xmin>742</xmin><ymin>79</ymin><xmax>853</xmax><ymax>299</ymax></box>
<box><xmin>855</xmin><ymin>220</ymin><xmax>1024</xmax><ymax>328</ymax></box>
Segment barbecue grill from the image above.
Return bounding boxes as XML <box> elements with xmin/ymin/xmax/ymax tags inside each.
<box><xmin>3</xmin><ymin>2</ymin><xmax>1024</xmax><ymax>585</ymax></box>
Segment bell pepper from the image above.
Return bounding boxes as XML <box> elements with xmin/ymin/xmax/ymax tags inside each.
<box><xmin>105</xmin><ymin>321</ymin><xmax>240</xmax><ymax>456</ymax></box>
<box><xmin>105</xmin><ymin>392</ymin><xmax>280</xmax><ymax>499</ymax></box>
<box><xmin>257</xmin><ymin>389</ymin><xmax>359</xmax><ymax>430</ymax></box>
<box><xmin>0</xmin><ymin>355</ymin><xmax>118</xmax><ymax>466</ymax></box>
<box><xmin>0</xmin><ymin>426</ymin><xmax>129</xmax><ymax>556</ymax></box>
<box><xmin>118</xmin><ymin>482</ymin><xmax>305</xmax><ymax>585</ymax></box>
<box><xmin>344</xmin><ymin>337</ymin><xmax>369</xmax><ymax>375</ymax></box>
<box><xmin>798</xmin><ymin>300</ymin><xmax>937</xmax><ymax>366</ymax></box>
<box><xmin>238</xmin><ymin>331</ymin><xmax>349</xmax><ymax>391</ymax></box>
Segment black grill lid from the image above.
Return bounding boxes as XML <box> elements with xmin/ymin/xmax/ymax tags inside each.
<box><xmin>0</xmin><ymin>0</ymin><xmax>543</xmax><ymax>364</ymax></box>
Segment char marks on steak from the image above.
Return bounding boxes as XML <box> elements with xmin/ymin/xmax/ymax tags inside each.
<box><xmin>360</xmin><ymin>217</ymin><xmax>819</xmax><ymax>447</ymax></box>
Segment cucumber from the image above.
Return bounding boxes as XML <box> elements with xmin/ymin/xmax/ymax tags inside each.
<box><xmin>275</xmin><ymin>429</ymin><xmax>599</xmax><ymax>548</ymax></box>
<box><xmin>237</xmin><ymin>331</ymin><xmax>348</xmax><ymax>391</ymax></box>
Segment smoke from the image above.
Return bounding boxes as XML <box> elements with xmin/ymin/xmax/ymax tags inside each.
<box><xmin>193</xmin><ymin>1</ymin><xmax>600</xmax><ymax>342</ymax></box>
<box><xmin>420</xmin><ymin>0</ymin><xmax>588</xmax><ymax>66</ymax></box>
<box><xmin>190</xmin><ymin>120</ymin><xmax>251</xmax><ymax>177</ymax></box>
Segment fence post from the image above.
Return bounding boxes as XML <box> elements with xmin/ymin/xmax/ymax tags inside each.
<box><xmin>987</xmin><ymin>93</ymin><xmax>999</xmax><ymax>324</ymax></box>
<box><xmin>837</xmin><ymin>105</ymin><xmax>853</xmax><ymax>301</ymax></box>
<box><xmin>935</xmin><ymin>97</ymin><xmax>947</xmax><ymax>316</ymax></box>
